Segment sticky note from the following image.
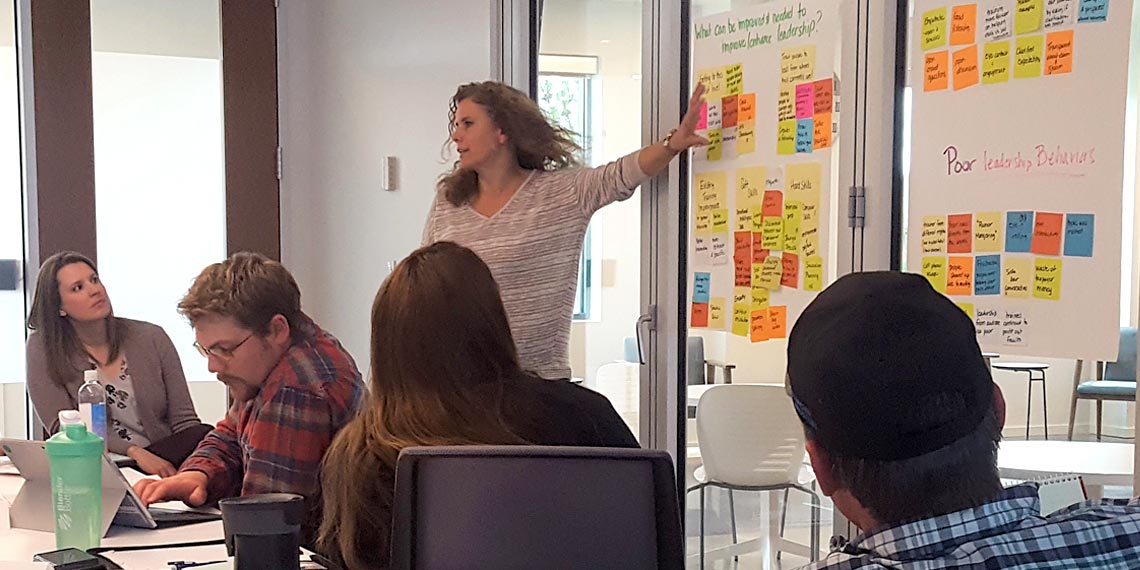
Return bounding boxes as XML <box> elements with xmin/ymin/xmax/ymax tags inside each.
<box><xmin>696</xmin><ymin>101</ymin><xmax>708</xmax><ymax>130</ymax></box>
<box><xmin>984</xmin><ymin>5</ymin><xmax>1012</xmax><ymax>40</ymax></box>
<box><xmin>781</xmin><ymin>253</ymin><xmax>800</xmax><ymax>288</ymax></box>
<box><xmin>738</xmin><ymin>93</ymin><xmax>756</xmax><ymax>122</ymax></box>
<box><xmin>973</xmin><ymin>212</ymin><xmax>1002</xmax><ymax>252</ymax></box>
<box><xmin>694</xmin><ymin>235</ymin><xmax>711</xmax><ymax>265</ymax></box>
<box><xmin>762</xmin><ymin>216</ymin><xmax>783</xmax><ymax>250</ymax></box>
<box><xmin>777</xmin><ymin>120</ymin><xmax>797</xmax><ymax>155</ymax></box>
<box><xmin>690</xmin><ymin>302</ymin><xmax>709</xmax><ymax>327</ymax></box>
<box><xmin>738</xmin><ymin>121</ymin><xmax>756</xmax><ymax>155</ymax></box>
<box><xmin>706</xmin><ymin>66</ymin><xmax>726</xmax><ymax>100</ymax></box>
<box><xmin>1006</xmin><ymin>211</ymin><xmax>1034</xmax><ymax>252</ymax></box>
<box><xmin>732</xmin><ymin>288</ymin><xmax>751</xmax><ymax>336</ymax></box>
<box><xmin>695</xmin><ymin>171</ymin><xmax>727</xmax><ymax>212</ymax></box>
<box><xmin>759</xmin><ymin>255</ymin><xmax>782</xmax><ymax>289</ymax></box>
<box><xmin>706</xmin><ymin>128</ymin><xmax>723</xmax><ymax>160</ymax></box>
<box><xmin>736</xmin><ymin>166</ymin><xmax>764</xmax><ymax>230</ymax></box>
<box><xmin>813</xmin><ymin>79</ymin><xmax>833</xmax><ymax>114</ymax></box>
<box><xmin>952</xmin><ymin>45</ymin><xmax>980</xmax><ymax>90</ymax></box>
<box><xmin>921</xmin><ymin>215</ymin><xmax>948</xmax><ymax>253</ymax></box>
<box><xmin>695</xmin><ymin>212</ymin><xmax>711</xmax><ymax>235</ymax></box>
<box><xmin>951</xmin><ymin>4</ymin><xmax>978</xmax><ymax>45</ymax></box>
<box><xmin>725</xmin><ymin>63</ymin><xmax>744</xmax><ymax>95</ymax></box>
<box><xmin>924</xmin><ymin>50</ymin><xmax>950</xmax><ymax>91</ymax></box>
<box><xmin>804</xmin><ymin>255</ymin><xmax>824</xmax><ymax>291</ymax></box>
<box><xmin>777</xmin><ymin>86</ymin><xmax>795</xmax><ymax>122</ymax></box>
<box><xmin>734</xmin><ymin>255</ymin><xmax>751</xmax><ymax>287</ymax></box>
<box><xmin>706</xmin><ymin>99</ymin><xmax>722</xmax><ymax>130</ymax></box>
<box><xmin>1064</xmin><ymin>213</ymin><xmax>1094</xmax><ymax>256</ymax></box>
<box><xmin>947</xmin><ymin>213</ymin><xmax>973</xmax><ymax>253</ymax></box>
<box><xmin>956</xmin><ymin>302</ymin><xmax>976</xmax><ymax>320</ymax></box>
<box><xmin>922</xmin><ymin>256</ymin><xmax>948</xmax><ymax>293</ymax></box>
<box><xmin>768</xmin><ymin>306</ymin><xmax>788</xmax><ymax>339</ymax></box>
<box><xmin>750</xmin><ymin>309</ymin><xmax>770</xmax><ymax>342</ymax></box>
<box><xmin>784</xmin><ymin>201</ymin><xmax>803</xmax><ymax>253</ymax></box>
<box><xmin>751</xmin><ymin>239</ymin><xmax>768</xmax><ymax>264</ymax></box>
<box><xmin>1004</xmin><ymin>257</ymin><xmax>1032</xmax><ymax>297</ymax></box>
<box><xmin>710</xmin><ymin>234</ymin><xmax>729</xmax><ymax>265</ymax></box>
<box><xmin>1033</xmin><ymin>257</ymin><xmax>1062</xmax><ymax>300</ymax></box>
<box><xmin>1015</xmin><ymin>0</ymin><xmax>1044</xmax><ymax>33</ymax></box>
<box><xmin>1045</xmin><ymin>30</ymin><xmax>1074</xmax><ymax>75</ymax></box>
<box><xmin>785</xmin><ymin>162</ymin><xmax>821</xmax><ymax>197</ymax></box>
<box><xmin>975</xmin><ymin>255</ymin><xmax>1001</xmax><ymax>295</ymax></box>
<box><xmin>1045</xmin><ymin>0</ymin><xmax>1074</xmax><ymax>28</ymax></box>
<box><xmin>751</xmin><ymin>205</ymin><xmax>764</xmax><ymax>233</ymax></box>
<box><xmin>709</xmin><ymin>297</ymin><xmax>726</xmax><ymax>329</ymax></box>
<box><xmin>1077</xmin><ymin>0</ymin><xmax>1109</xmax><ymax>22</ymax></box>
<box><xmin>780</xmin><ymin>46</ymin><xmax>816</xmax><ymax>85</ymax></box>
<box><xmin>795</xmin><ymin>119</ymin><xmax>814</xmax><ymax>153</ymax></box>
<box><xmin>922</xmin><ymin>7</ymin><xmax>948</xmax><ymax>50</ymax></box>
<box><xmin>1014</xmin><ymin>35</ymin><xmax>1044</xmax><ymax>79</ymax></box>
<box><xmin>947</xmin><ymin>256</ymin><xmax>975</xmax><ymax>295</ymax></box>
<box><xmin>801</xmin><ymin>220</ymin><xmax>820</xmax><ymax>258</ymax></box>
<box><xmin>711</xmin><ymin>209</ymin><xmax>730</xmax><ymax>233</ymax></box>
<box><xmin>766</xmin><ymin>166</ymin><xmax>784</xmax><ymax>190</ymax></box>
<box><xmin>813</xmin><ymin>113</ymin><xmax>832</xmax><ymax>150</ymax></box>
<box><xmin>722</xmin><ymin>95</ymin><xmax>739</xmax><ymax>128</ymax></box>
<box><xmin>795</xmin><ymin>83</ymin><xmax>814</xmax><ymax>119</ymax></box>
<box><xmin>734</xmin><ymin>231</ymin><xmax>751</xmax><ymax>258</ymax></box>
<box><xmin>1031</xmin><ymin>211</ymin><xmax>1063</xmax><ymax>255</ymax></box>
<box><xmin>696</xmin><ymin>67</ymin><xmax>716</xmax><ymax>95</ymax></box>
<box><xmin>982</xmin><ymin>41</ymin><xmax>1012</xmax><ymax>84</ymax></box>
<box><xmin>762</xmin><ymin>190</ymin><xmax>783</xmax><ymax>217</ymax></box>
<box><xmin>693</xmin><ymin>272</ymin><xmax>711</xmax><ymax>303</ymax></box>
<box><xmin>751</xmin><ymin>281</ymin><xmax>769</xmax><ymax>310</ymax></box>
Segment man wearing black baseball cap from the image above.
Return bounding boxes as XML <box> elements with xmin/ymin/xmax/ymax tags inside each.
<box><xmin>788</xmin><ymin>272</ymin><xmax>1140</xmax><ymax>569</ymax></box>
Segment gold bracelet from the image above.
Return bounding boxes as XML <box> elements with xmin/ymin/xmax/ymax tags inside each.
<box><xmin>662</xmin><ymin>128</ymin><xmax>680</xmax><ymax>153</ymax></box>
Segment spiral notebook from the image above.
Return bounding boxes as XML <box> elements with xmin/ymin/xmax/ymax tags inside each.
<box><xmin>1002</xmin><ymin>473</ymin><xmax>1088</xmax><ymax>516</ymax></box>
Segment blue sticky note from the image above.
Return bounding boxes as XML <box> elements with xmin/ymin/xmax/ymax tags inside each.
<box><xmin>1005</xmin><ymin>211</ymin><xmax>1033</xmax><ymax>253</ymax></box>
<box><xmin>974</xmin><ymin>255</ymin><xmax>1001</xmax><ymax>295</ymax></box>
<box><xmin>795</xmin><ymin>119</ymin><xmax>814</xmax><ymax>153</ymax></box>
<box><xmin>1064</xmin><ymin>213</ymin><xmax>1095</xmax><ymax>257</ymax></box>
<box><xmin>693</xmin><ymin>272</ymin><xmax>711</xmax><ymax>303</ymax></box>
<box><xmin>1078</xmin><ymin>0</ymin><xmax>1109</xmax><ymax>22</ymax></box>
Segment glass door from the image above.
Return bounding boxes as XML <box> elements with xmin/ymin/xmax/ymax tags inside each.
<box><xmin>0</xmin><ymin>0</ymin><xmax>25</xmax><ymax>438</ymax></box>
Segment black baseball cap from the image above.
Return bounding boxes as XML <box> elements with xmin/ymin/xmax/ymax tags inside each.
<box><xmin>787</xmin><ymin>271</ymin><xmax>994</xmax><ymax>461</ymax></box>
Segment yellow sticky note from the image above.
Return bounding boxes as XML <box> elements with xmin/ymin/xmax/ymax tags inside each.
<box><xmin>1014</xmin><ymin>35</ymin><xmax>1043</xmax><ymax>79</ymax></box>
<box><xmin>799</xmin><ymin>193</ymin><xmax>820</xmax><ymax>258</ymax></box>
<box><xmin>707</xmin><ymin>66</ymin><xmax>726</xmax><ymax>100</ymax></box>
<box><xmin>1003</xmin><ymin>257</ymin><xmax>1032</xmax><ymax>298</ymax></box>
<box><xmin>778</xmin><ymin>86</ymin><xmax>795</xmax><ymax>122</ymax></box>
<box><xmin>761</xmin><ymin>216</ymin><xmax>783</xmax><ymax>250</ymax></box>
<box><xmin>732</xmin><ymin>287</ymin><xmax>751</xmax><ymax>336</ymax></box>
<box><xmin>777</xmin><ymin>120</ymin><xmax>796</xmax><ymax>155</ymax></box>
<box><xmin>1015</xmin><ymin>0</ymin><xmax>1044</xmax><ymax>35</ymax></box>
<box><xmin>696</xmin><ymin>68</ymin><xmax>715</xmax><ymax>94</ymax></box>
<box><xmin>750</xmin><ymin>205</ymin><xmax>764</xmax><ymax>232</ymax></box>
<box><xmin>982</xmin><ymin>41</ymin><xmax>1011</xmax><ymax>84</ymax></box>
<box><xmin>706</xmin><ymin>128</ymin><xmax>723</xmax><ymax>160</ymax></box>
<box><xmin>921</xmin><ymin>215</ymin><xmax>947</xmax><ymax>253</ymax></box>
<box><xmin>804</xmin><ymin>255</ymin><xmax>823</xmax><ymax>291</ymax></box>
<box><xmin>956</xmin><ymin>302</ymin><xmax>976</xmax><ymax>320</ymax></box>
<box><xmin>759</xmin><ymin>255</ymin><xmax>782</xmax><ymax>289</ymax></box>
<box><xmin>922</xmin><ymin>256</ymin><xmax>948</xmax><ymax>293</ymax></box>
<box><xmin>725</xmin><ymin>63</ymin><xmax>743</xmax><ymax>96</ymax></box>
<box><xmin>780</xmin><ymin>45</ymin><xmax>816</xmax><ymax>85</ymax></box>
<box><xmin>694</xmin><ymin>212</ymin><xmax>711</xmax><ymax>235</ymax></box>
<box><xmin>922</xmin><ymin>7</ymin><xmax>948</xmax><ymax>50</ymax></box>
<box><xmin>751</xmin><ymin>281</ymin><xmax>770</xmax><ymax>310</ymax></box>
<box><xmin>785</xmin><ymin>162</ymin><xmax>822</xmax><ymax>199</ymax></box>
<box><xmin>694</xmin><ymin>171</ymin><xmax>727</xmax><ymax>211</ymax></box>
<box><xmin>1033</xmin><ymin>257</ymin><xmax>1062</xmax><ymax>300</ymax></box>
<box><xmin>711</xmin><ymin>209</ymin><xmax>729</xmax><ymax>233</ymax></box>
<box><xmin>735</xmin><ymin>166</ymin><xmax>764</xmax><ymax>231</ymax></box>
<box><xmin>737</xmin><ymin>121</ymin><xmax>756</xmax><ymax>155</ymax></box>
<box><xmin>709</xmin><ymin>297</ymin><xmax>726</xmax><ymax>329</ymax></box>
<box><xmin>783</xmin><ymin>201</ymin><xmax>802</xmax><ymax>253</ymax></box>
<box><xmin>974</xmin><ymin>212</ymin><xmax>1002</xmax><ymax>252</ymax></box>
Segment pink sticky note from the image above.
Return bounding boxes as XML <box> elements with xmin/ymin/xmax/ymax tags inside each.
<box><xmin>795</xmin><ymin>84</ymin><xmax>814</xmax><ymax>120</ymax></box>
<box><xmin>696</xmin><ymin>101</ymin><xmax>708</xmax><ymax>130</ymax></box>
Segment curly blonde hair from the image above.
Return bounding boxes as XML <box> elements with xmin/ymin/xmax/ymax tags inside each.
<box><xmin>438</xmin><ymin>81</ymin><xmax>582</xmax><ymax>206</ymax></box>
<box><xmin>178</xmin><ymin>252</ymin><xmax>302</xmax><ymax>335</ymax></box>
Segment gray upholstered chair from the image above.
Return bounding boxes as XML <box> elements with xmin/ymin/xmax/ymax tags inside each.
<box><xmin>1068</xmin><ymin>327</ymin><xmax>1138</xmax><ymax>440</ymax></box>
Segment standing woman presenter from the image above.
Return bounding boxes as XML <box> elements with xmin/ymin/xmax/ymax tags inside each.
<box><xmin>423</xmin><ymin>81</ymin><xmax>707</xmax><ymax>379</ymax></box>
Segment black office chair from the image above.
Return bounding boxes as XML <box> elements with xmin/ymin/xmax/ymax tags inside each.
<box><xmin>390</xmin><ymin>446</ymin><xmax>684</xmax><ymax>570</ymax></box>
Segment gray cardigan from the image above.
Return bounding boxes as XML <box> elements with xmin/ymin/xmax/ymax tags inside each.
<box><xmin>25</xmin><ymin>318</ymin><xmax>202</xmax><ymax>455</ymax></box>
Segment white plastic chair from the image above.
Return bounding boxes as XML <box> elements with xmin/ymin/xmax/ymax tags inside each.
<box><xmin>687</xmin><ymin>384</ymin><xmax>821</xmax><ymax>568</ymax></box>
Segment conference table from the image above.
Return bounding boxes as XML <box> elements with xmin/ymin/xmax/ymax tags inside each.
<box><xmin>997</xmin><ymin>440</ymin><xmax>1134</xmax><ymax>500</ymax></box>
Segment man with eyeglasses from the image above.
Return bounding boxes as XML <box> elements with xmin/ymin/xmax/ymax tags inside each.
<box><xmin>133</xmin><ymin>252</ymin><xmax>363</xmax><ymax>537</ymax></box>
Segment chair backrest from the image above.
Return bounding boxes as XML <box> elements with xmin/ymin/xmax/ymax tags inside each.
<box><xmin>625</xmin><ymin>336</ymin><xmax>707</xmax><ymax>385</ymax></box>
<box><xmin>390</xmin><ymin>446</ymin><xmax>684</xmax><ymax>570</ymax></box>
<box><xmin>697</xmin><ymin>384</ymin><xmax>806</xmax><ymax>487</ymax></box>
<box><xmin>1103</xmin><ymin>327</ymin><xmax>1138</xmax><ymax>382</ymax></box>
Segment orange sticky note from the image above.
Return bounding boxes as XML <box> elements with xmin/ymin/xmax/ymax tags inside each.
<box><xmin>950</xmin><ymin>4</ymin><xmax>977</xmax><ymax>45</ymax></box>
<box><xmin>812</xmin><ymin>79</ymin><xmax>833</xmax><ymax>115</ymax></box>
<box><xmin>750</xmin><ymin>308</ymin><xmax>770</xmax><ymax>342</ymax></box>
<box><xmin>1031</xmin><ymin>211</ymin><xmax>1063</xmax><ymax>255</ymax></box>
<box><xmin>781</xmin><ymin>253</ymin><xmax>800</xmax><ymax>288</ymax></box>
<box><xmin>691</xmin><ymin>302</ymin><xmax>709</xmax><ymax>327</ymax></box>
<box><xmin>767</xmin><ymin>306</ymin><xmax>788</xmax><ymax>339</ymax></box>
<box><xmin>946</xmin><ymin>256</ymin><xmax>975</xmax><ymax>295</ymax></box>
<box><xmin>762</xmin><ymin>191</ymin><xmax>783</xmax><ymax>217</ymax></box>
<box><xmin>734</xmin><ymin>231</ymin><xmax>751</xmax><ymax>286</ymax></box>
<box><xmin>737</xmin><ymin>93</ymin><xmax>756</xmax><ymax>122</ymax></box>
<box><xmin>947</xmin><ymin>213</ymin><xmax>973</xmax><ymax>253</ymax></box>
<box><xmin>752</xmin><ymin>233</ymin><xmax>767</xmax><ymax>264</ymax></box>
<box><xmin>813</xmin><ymin>113</ymin><xmax>832</xmax><ymax>150</ymax></box>
<box><xmin>952</xmin><ymin>45</ymin><xmax>979</xmax><ymax>90</ymax></box>
<box><xmin>722</xmin><ymin>95</ymin><xmax>739</xmax><ymax>128</ymax></box>
<box><xmin>924</xmin><ymin>50</ymin><xmax>949</xmax><ymax>91</ymax></box>
<box><xmin>1045</xmin><ymin>30</ymin><xmax>1073</xmax><ymax>76</ymax></box>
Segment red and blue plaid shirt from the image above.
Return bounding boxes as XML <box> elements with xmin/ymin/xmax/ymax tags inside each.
<box><xmin>181</xmin><ymin>313</ymin><xmax>363</xmax><ymax>505</ymax></box>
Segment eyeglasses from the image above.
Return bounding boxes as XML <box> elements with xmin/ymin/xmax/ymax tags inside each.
<box><xmin>194</xmin><ymin>332</ymin><xmax>254</xmax><ymax>360</ymax></box>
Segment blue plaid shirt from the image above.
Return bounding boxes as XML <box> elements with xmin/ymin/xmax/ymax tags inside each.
<box><xmin>801</xmin><ymin>483</ymin><xmax>1140</xmax><ymax>569</ymax></box>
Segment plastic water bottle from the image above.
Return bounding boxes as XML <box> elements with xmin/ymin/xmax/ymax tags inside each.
<box><xmin>45</xmin><ymin>410</ymin><xmax>104</xmax><ymax>550</ymax></box>
<box><xmin>77</xmin><ymin>369</ymin><xmax>107</xmax><ymax>448</ymax></box>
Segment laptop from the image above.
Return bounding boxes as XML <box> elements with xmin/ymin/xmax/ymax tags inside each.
<box><xmin>1</xmin><ymin>438</ymin><xmax>220</xmax><ymax>534</ymax></box>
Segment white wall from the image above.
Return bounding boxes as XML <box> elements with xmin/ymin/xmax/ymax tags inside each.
<box><xmin>277</xmin><ymin>1</ymin><xmax>493</xmax><ymax>372</ymax></box>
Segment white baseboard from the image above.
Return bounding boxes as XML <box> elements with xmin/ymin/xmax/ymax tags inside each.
<box><xmin>1004</xmin><ymin>422</ymin><xmax>1134</xmax><ymax>440</ymax></box>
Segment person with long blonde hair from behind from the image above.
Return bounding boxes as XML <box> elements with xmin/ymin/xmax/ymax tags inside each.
<box><xmin>318</xmin><ymin>242</ymin><xmax>638</xmax><ymax>570</ymax></box>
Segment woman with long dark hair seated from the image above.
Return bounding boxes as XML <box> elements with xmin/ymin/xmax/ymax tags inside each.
<box><xmin>318</xmin><ymin>241</ymin><xmax>638</xmax><ymax>569</ymax></box>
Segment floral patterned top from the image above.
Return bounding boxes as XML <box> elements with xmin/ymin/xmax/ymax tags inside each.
<box><xmin>99</xmin><ymin>358</ymin><xmax>151</xmax><ymax>448</ymax></box>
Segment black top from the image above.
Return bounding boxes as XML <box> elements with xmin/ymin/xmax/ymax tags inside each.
<box><xmin>494</xmin><ymin>373</ymin><xmax>640</xmax><ymax>448</ymax></box>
